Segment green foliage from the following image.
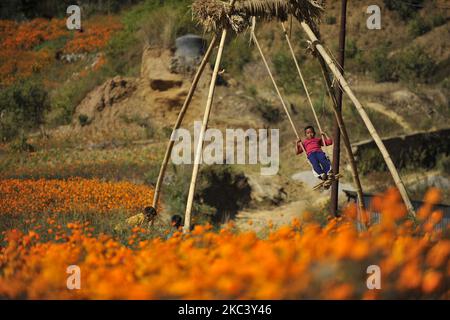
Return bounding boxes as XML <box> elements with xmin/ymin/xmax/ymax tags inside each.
<box><xmin>369</xmin><ymin>43</ymin><xmax>399</xmax><ymax>82</ymax></box>
<box><xmin>255</xmin><ymin>99</ymin><xmax>281</xmax><ymax>123</ymax></box>
<box><xmin>273</xmin><ymin>51</ymin><xmax>303</xmax><ymax>94</ymax></box>
<box><xmin>0</xmin><ymin>79</ymin><xmax>49</xmax><ymax>141</ymax></box>
<box><xmin>8</xmin><ymin>134</ymin><xmax>35</xmax><ymax>153</ymax></box>
<box><xmin>120</xmin><ymin>113</ymin><xmax>155</xmax><ymax>139</ymax></box>
<box><xmin>221</xmin><ymin>36</ymin><xmax>253</xmax><ymax>77</ymax></box>
<box><xmin>106</xmin><ymin>0</ymin><xmax>195</xmax><ymax>76</ymax></box>
<box><xmin>408</xmin><ymin>14</ymin><xmax>447</xmax><ymax>37</ymax></box>
<box><xmin>345</xmin><ymin>39</ymin><xmax>360</xmax><ymax>59</ymax></box>
<box><xmin>383</xmin><ymin>0</ymin><xmax>424</xmax><ymax>20</ymax></box>
<box><xmin>49</xmin><ymin>68</ymin><xmax>111</xmax><ymax>126</ymax></box>
<box><xmin>408</xmin><ymin>16</ymin><xmax>432</xmax><ymax>37</ymax></box>
<box><xmin>369</xmin><ymin>43</ymin><xmax>436</xmax><ymax>84</ymax></box>
<box><xmin>157</xmin><ymin>165</ymin><xmax>251</xmax><ymax>226</ymax></box>
<box><xmin>197</xmin><ymin>166</ymin><xmax>251</xmax><ymax>224</ymax></box>
<box><xmin>437</xmin><ymin>154</ymin><xmax>450</xmax><ymax>175</ymax></box>
<box><xmin>431</xmin><ymin>15</ymin><xmax>447</xmax><ymax>28</ymax></box>
<box><xmin>1</xmin><ymin>0</ymin><xmax>141</xmax><ymax>20</ymax></box>
<box><xmin>0</xmin><ymin>210</ymin><xmax>169</xmax><ymax>246</ymax></box>
<box><xmin>162</xmin><ymin>126</ymin><xmax>173</xmax><ymax>139</ymax></box>
<box><xmin>325</xmin><ymin>16</ymin><xmax>337</xmax><ymax>25</ymax></box>
<box><xmin>247</xmin><ymin>85</ymin><xmax>258</xmax><ymax>97</ymax></box>
<box><xmin>397</xmin><ymin>46</ymin><xmax>437</xmax><ymax>83</ymax></box>
<box><xmin>442</xmin><ymin>77</ymin><xmax>450</xmax><ymax>90</ymax></box>
<box><xmin>155</xmin><ymin>165</ymin><xmax>215</xmax><ymax>226</ymax></box>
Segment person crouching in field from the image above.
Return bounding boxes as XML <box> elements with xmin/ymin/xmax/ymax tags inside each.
<box><xmin>166</xmin><ymin>215</ymin><xmax>183</xmax><ymax>239</ymax></box>
<box><xmin>115</xmin><ymin>206</ymin><xmax>157</xmax><ymax>232</ymax></box>
<box><xmin>296</xmin><ymin>125</ymin><xmax>333</xmax><ymax>181</ymax></box>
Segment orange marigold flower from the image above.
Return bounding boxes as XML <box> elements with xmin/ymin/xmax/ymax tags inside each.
<box><xmin>422</xmin><ymin>271</ymin><xmax>442</xmax><ymax>294</ymax></box>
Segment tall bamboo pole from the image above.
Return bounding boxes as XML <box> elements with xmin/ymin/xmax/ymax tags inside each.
<box><xmin>183</xmin><ymin>29</ymin><xmax>228</xmax><ymax>232</ymax></box>
<box><xmin>300</xmin><ymin>22</ymin><xmax>415</xmax><ymax>217</ymax></box>
<box><xmin>330</xmin><ymin>0</ymin><xmax>348</xmax><ymax>217</ymax></box>
<box><xmin>152</xmin><ymin>34</ymin><xmax>218</xmax><ymax>211</ymax></box>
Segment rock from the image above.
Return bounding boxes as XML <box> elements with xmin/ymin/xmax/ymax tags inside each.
<box><xmin>141</xmin><ymin>46</ymin><xmax>183</xmax><ymax>82</ymax></box>
<box><xmin>245</xmin><ymin>173</ymin><xmax>287</xmax><ymax>206</ymax></box>
<box><xmin>59</xmin><ymin>53</ymin><xmax>87</xmax><ymax>63</ymax></box>
<box><xmin>73</xmin><ymin>76</ymin><xmax>137</xmax><ymax>125</ymax></box>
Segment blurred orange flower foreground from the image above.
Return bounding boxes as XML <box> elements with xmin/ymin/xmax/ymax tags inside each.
<box><xmin>0</xmin><ymin>188</ymin><xmax>449</xmax><ymax>299</ymax></box>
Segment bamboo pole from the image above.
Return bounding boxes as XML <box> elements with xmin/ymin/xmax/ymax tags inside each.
<box><xmin>316</xmin><ymin>53</ymin><xmax>366</xmax><ymax>215</ymax></box>
<box><xmin>300</xmin><ymin>22</ymin><xmax>415</xmax><ymax>217</ymax></box>
<box><xmin>330</xmin><ymin>0</ymin><xmax>348</xmax><ymax>217</ymax></box>
<box><xmin>152</xmin><ymin>34</ymin><xmax>218</xmax><ymax>211</ymax></box>
<box><xmin>183</xmin><ymin>29</ymin><xmax>228</xmax><ymax>232</ymax></box>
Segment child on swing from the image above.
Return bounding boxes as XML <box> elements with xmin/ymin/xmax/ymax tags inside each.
<box><xmin>296</xmin><ymin>125</ymin><xmax>333</xmax><ymax>182</ymax></box>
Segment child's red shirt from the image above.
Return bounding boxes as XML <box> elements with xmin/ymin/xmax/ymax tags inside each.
<box><xmin>296</xmin><ymin>137</ymin><xmax>333</xmax><ymax>156</ymax></box>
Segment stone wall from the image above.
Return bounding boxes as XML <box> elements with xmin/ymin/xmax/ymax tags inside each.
<box><xmin>352</xmin><ymin>128</ymin><xmax>450</xmax><ymax>173</ymax></box>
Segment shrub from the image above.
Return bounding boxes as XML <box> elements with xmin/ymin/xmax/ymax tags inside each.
<box><xmin>431</xmin><ymin>15</ymin><xmax>447</xmax><ymax>28</ymax></box>
<box><xmin>221</xmin><ymin>36</ymin><xmax>253</xmax><ymax>77</ymax></box>
<box><xmin>442</xmin><ymin>77</ymin><xmax>450</xmax><ymax>90</ymax></box>
<box><xmin>49</xmin><ymin>67</ymin><xmax>111</xmax><ymax>126</ymax></box>
<box><xmin>397</xmin><ymin>46</ymin><xmax>437</xmax><ymax>83</ymax></box>
<box><xmin>273</xmin><ymin>51</ymin><xmax>304</xmax><ymax>94</ymax></box>
<box><xmin>408</xmin><ymin>16</ymin><xmax>431</xmax><ymax>37</ymax></box>
<box><xmin>383</xmin><ymin>0</ymin><xmax>424</xmax><ymax>20</ymax></box>
<box><xmin>106</xmin><ymin>0</ymin><xmax>194</xmax><ymax>76</ymax></box>
<box><xmin>157</xmin><ymin>165</ymin><xmax>216</xmax><ymax>225</ymax></box>
<box><xmin>120</xmin><ymin>114</ymin><xmax>155</xmax><ymax>139</ymax></box>
<box><xmin>0</xmin><ymin>79</ymin><xmax>49</xmax><ymax>141</ymax></box>
<box><xmin>255</xmin><ymin>99</ymin><xmax>281</xmax><ymax>123</ymax></box>
<box><xmin>369</xmin><ymin>43</ymin><xmax>398</xmax><ymax>82</ymax></box>
<box><xmin>345</xmin><ymin>39</ymin><xmax>359</xmax><ymax>59</ymax></box>
<box><xmin>8</xmin><ymin>134</ymin><xmax>35</xmax><ymax>153</ymax></box>
<box><xmin>437</xmin><ymin>154</ymin><xmax>450</xmax><ymax>175</ymax></box>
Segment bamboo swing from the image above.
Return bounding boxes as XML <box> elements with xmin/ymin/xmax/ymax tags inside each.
<box><xmin>150</xmin><ymin>0</ymin><xmax>415</xmax><ymax>232</ymax></box>
<box><xmin>279</xmin><ymin>20</ymin><xmax>366</xmax><ymax>212</ymax></box>
<box><xmin>251</xmin><ymin>22</ymin><xmax>330</xmax><ymax>178</ymax></box>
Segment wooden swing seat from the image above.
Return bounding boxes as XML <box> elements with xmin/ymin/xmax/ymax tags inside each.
<box><xmin>313</xmin><ymin>173</ymin><xmax>343</xmax><ymax>191</ymax></box>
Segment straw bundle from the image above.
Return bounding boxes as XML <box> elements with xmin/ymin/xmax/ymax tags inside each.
<box><xmin>192</xmin><ymin>0</ymin><xmax>325</xmax><ymax>33</ymax></box>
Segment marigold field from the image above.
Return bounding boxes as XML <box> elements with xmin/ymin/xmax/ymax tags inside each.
<box><xmin>0</xmin><ymin>178</ymin><xmax>154</xmax><ymax>215</ymax></box>
<box><xmin>0</xmin><ymin>181</ymin><xmax>448</xmax><ymax>299</ymax></box>
<box><xmin>0</xmin><ymin>17</ymin><xmax>121</xmax><ymax>86</ymax></box>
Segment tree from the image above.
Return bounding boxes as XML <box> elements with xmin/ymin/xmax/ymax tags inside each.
<box><xmin>0</xmin><ymin>79</ymin><xmax>49</xmax><ymax>141</ymax></box>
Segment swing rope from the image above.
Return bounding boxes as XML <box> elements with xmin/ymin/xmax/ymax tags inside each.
<box><xmin>250</xmin><ymin>22</ymin><xmax>312</xmax><ymax>169</ymax></box>
<box><xmin>280</xmin><ymin>22</ymin><xmax>330</xmax><ymax>154</ymax></box>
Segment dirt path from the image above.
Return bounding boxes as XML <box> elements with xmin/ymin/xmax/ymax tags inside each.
<box><xmin>235</xmin><ymin>199</ymin><xmax>310</xmax><ymax>233</ymax></box>
<box><xmin>365</xmin><ymin>102</ymin><xmax>412</xmax><ymax>132</ymax></box>
<box><xmin>234</xmin><ymin>170</ymin><xmax>356</xmax><ymax>233</ymax></box>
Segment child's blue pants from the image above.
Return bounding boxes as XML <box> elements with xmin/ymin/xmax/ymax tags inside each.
<box><xmin>308</xmin><ymin>151</ymin><xmax>331</xmax><ymax>175</ymax></box>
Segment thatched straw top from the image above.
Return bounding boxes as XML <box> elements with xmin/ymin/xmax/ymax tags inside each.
<box><xmin>192</xmin><ymin>0</ymin><xmax>325</xmax><ymax>34</ymax></box>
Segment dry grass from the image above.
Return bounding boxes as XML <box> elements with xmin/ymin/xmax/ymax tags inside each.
<box><xmin>192</xmin><ymin>0</ymin><xmax>324</xmax><ymax>33</ymax></box>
